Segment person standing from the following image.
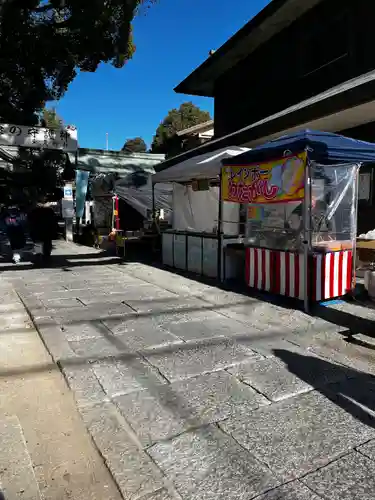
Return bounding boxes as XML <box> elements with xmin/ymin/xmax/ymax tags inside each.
<box><xmin>4</xmin><ymin>205</ymin><xmax>27</xmax><ymax>263</ymax></box>
<box><xmin>28</xmin><ymin>200</ymin><xmax>58</xmax><ymax>262</ymax></box>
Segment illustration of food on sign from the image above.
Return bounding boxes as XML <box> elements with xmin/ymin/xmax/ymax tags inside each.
<box><xmin>270</xmin><ymin>164</ymin><xmax>283</xmax><ymax>191</ymax></box>
<box><xmin>281</xmin><ymin>156</ymin><xmax>304</xmax><ymax>195</ymax></box>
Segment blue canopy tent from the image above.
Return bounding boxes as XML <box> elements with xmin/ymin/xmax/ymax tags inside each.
<box><xmin>222</xmin><ymin>129</ymin><xmax>375</xmax><ymax>166</ymax></box>
<box><xmin>221</xmin><ymin>130</ymin><xmax>375</xmax><ymax>312</ymax></box>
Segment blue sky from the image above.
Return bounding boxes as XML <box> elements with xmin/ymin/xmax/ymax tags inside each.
<box><xmin>53</xmin><ymin>0</ymin><xmax>271</xmax><ymax>151</ymax></box>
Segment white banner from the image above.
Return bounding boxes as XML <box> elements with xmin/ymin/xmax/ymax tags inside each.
<box><xmin>0</xmin><ymin>123</ymin><xmax>78</xmax><ymax>151</ymax></box>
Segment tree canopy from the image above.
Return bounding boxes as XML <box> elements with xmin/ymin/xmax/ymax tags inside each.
<box><xmin>40</xmin><ymin>108</ymin><xmax>63</xmax><ymax>129</ymax></box>
<box><xmin>0</xmin><ymin>104</ymin><xmax>73</xmax><ymax>204</ymax></box>
<box><xmin>0</xmin><ymin>0</ymin><xmax>155</xmax><ymax>126</ymax></box>
<box><xmin>151</xmin><ymin>102</ymin><xmax>211</xmax><ymax>158</ymax></box>
<box><xmin>122</xmin><ymin>137</ymin><xmax>147</xmax><ymax>153</ymax></box>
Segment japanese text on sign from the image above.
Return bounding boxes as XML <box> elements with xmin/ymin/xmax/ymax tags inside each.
<box><xmin>0</xmin><ymin>123</ymin><xmax>78</xmax><ymax>151</ymax></box>
<box><xmin>221</xmin><ymin>152</ymin><xmax>306</xmax><ymax>204</ymax></box>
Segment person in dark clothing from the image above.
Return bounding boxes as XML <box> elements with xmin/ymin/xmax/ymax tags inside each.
<box><xmin>28</xmin><ymin>202</ymin><xmax>58</xmax><ymax>261</ymax></box>
<box><xmin>4</xmin><ymin>206</ymin><xmax>27</xmax><ymax>263</ymax></box>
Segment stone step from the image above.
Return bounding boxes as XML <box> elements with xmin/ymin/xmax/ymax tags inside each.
<box><xmin>0</xmin><ymin>416</ymin><xmax>41</xmax><ymax>499</ymax></box>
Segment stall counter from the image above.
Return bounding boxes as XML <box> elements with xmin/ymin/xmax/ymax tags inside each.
<box><xmin>245</xmin><ymin>246</ymin><xmax>353</xmax><ymax>302</ymax></box>
<box><xmin>162</xmin><ymin>230</ymin><xmax>241</xmax><ymax>279</ymax></box>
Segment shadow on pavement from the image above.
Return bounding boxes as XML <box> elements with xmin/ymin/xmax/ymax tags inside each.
<box><xmin>23</xmin><ymin>295</ymin><xmax>262</xmax><ymax>325</ymax></box>
<box><xmin>313</xmin><ymin>303</ymin><xmax>375</xmax><ymax>337</ymax></box>
<box><xmin>0</xmin><ymin>326</ymin><xmax>292</xmax><ymax>379</ymax></box>
<box><xmin>119</xmin><ymin>251</ymin><xmax>375</xmax><ymax>338</ymax></box>
<box><xmin>274</xmin><ymin>349</ymin><xmax>375</xmax><ymax>429</ymax></box>
<box><xmin>0</xmin><ymin>251</ymin><xmax>121</xmax><ymax>272</ymax></box>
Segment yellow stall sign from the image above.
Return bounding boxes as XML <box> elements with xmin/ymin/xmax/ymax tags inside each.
<box><xmin>221</xmin><ymin>152</ymin><xmax>306</xmax><ymax>204</ymax></box>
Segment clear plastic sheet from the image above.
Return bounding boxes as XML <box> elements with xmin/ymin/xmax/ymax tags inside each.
<box><xmin>310</xmin><ymin>162</ymin><xmax>359</xmax><ymax>252</ymax></box>
<box><xmin>245</xmin><ymin>202</ymin><xmax>304</xmax><ymax>251</ymax></box>
<box><xmin>244</xmin><ymin>162</ymin><xmax>359</xmax><ymax>253</ymax></box>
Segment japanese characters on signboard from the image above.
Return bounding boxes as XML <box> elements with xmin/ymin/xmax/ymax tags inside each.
<box><xmin>221</xmin><ymin>152</ymin><xmax>306</xmax><ymax>204</ymax></box>
<box><xmin>0</xmin><ymin>123</ymin><xmax>78</xmax><ymax>151</ymax></box>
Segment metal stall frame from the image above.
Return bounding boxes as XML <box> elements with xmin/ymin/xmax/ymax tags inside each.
<box><xmin>351</xmin><ymin>163</ymin><xmax>362</xmax><ymax>293</ymax></box>
<box><xmin>303</xmin><ymin>157</ymin><xmax>312</xmax><ymax>313</ymax></box>
<box><xmin>217</xmin><ymin>171</ymin><xmax>223</xmax><ymax>281</ymax></box>
<box><xmin>350</xmin><ymin>163</ymin><xmax>361</xmax><ymax>292</ymax></box>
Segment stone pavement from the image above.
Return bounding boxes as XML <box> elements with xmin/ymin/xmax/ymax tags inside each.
<box><xmin>3</xmin><ymin>240</ymin><xmax>375</xmax><ymax>499</ymax></box>
<box><xmin>0</xmin><ymin>275</ymin><xmax>123</xmax><ymax>499</ymax></box>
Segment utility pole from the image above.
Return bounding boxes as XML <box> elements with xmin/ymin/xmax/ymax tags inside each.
<box><xmin>106</xmin><ymin>133</ymin><xmax>109</xmax><ymax>151</ymax></box>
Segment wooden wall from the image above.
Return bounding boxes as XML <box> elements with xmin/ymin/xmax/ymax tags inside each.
<box><xmin>213</xmin><ymin>0</ymin><xmax>375</xmax><ymax>138</ymax></box>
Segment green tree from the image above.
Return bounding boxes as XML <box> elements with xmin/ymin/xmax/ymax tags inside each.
<box><xmin>0</xmin><ymin>148</ymin><xmax>74</xmax><ymax>204</ymax></box>
<box><xmin>0</xmin><ymin>0</ymin><xmax>156</xmax><ymax>126</ymax></box>
<box><xmin>122</xmin><ymin>137</ymin><xmax>147</xmax><ymax>153</ymax></box>
<box><xmin>40</xmin><ymin>108</ymin><xmax>63</xmax><ymax>129</ymax></box>
<box><xmin>151</xmin><ymin>102</ymin><xmax>211</xmax><ymax>158</ymax></box>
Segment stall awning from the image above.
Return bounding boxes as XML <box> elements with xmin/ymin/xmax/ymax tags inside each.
<box><xmin>152</xmin><ymin>146</ymin><xmax>249</xmax><ymax>184</ymax></box>
<box><xmin>115</xmin><ymin>179</ymin><xmax>172</xmax><ymax>219</ymax></box>
<box><xmin>223</xmin><ymin>129</ymin><xmax>375</xmax><ymax>166</ymax></box>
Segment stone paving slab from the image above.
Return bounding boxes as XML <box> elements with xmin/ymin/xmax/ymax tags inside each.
<box><xmin>145</xmin><ymin>339</ymin><xmax>260</xmax><ymax>382</ymax></box>
<box><xmin>114</xmin><ymin>371</ymin><xmax>269</xmax><ymax>447</ymax></box>
<box><xmin>80</xmin><ymin>402</ymin><xmax>165</xmax><ymax>500</ymax></box>
<box><xmin>228</xmin><ymin>348</ymin><xmax>351</xmax><ymax>402</ymax></box>
<box><xmin>103</xmin><ymin>316</ymin><xmax>183</xmax><ymax>350</ymax></box>
<box><xmin>53</xmin><ymin>303</ymin><xmax>135</xmax><ymax>324</ymax></box>
<box><xmin>220</xmin><ymin>389</ymin><xmax>375</xmax><ymax>481</ymax></box>
<box><xmin>23</xmin><ymin>284</ymin><xmax>69</xmax><ymax>294</ymax></box>
<box><xmin>62</xmin><ymin>316</ymin><xmax>181</xmax><ymax>352</ymax></box>
<box><xmin>1</xmin><ymin>310</ymin><xmax>33</xmax><ymax>331</ymax></box>
<box><xmin>92</xmin><ymin>357</ymin><xmax>167</xmax><ymax>398</ymax></box>
<box><xmin>326</xmin><ymin>375</ymin><xmax>375</xmax><ymax>420</ymax></box>
<box><xmin>0</xmin><ymin>415</ymin><xmax>41</xmax><ymax>499</ymax></box>
<box><xmin>116</xmin><ymin>329</ymin><xmax>183</xmax><ymax>351</ymax></box>
<box><xmin>139</xmin><ymin>489</ymin><xmax>181</xmax><ymax>500</ymax></box>
<box><xmin>60</xmin><ymin>362</ymin><xmax>109</xmax><ymax>408</ymax></box>
<box><xmin>301</xmin><ymin>452</ymin><xmax>375</xmax><ymax>500</ymax></box>
<box><xmin>228</xmin><ymin>357</ymin><xmax>312</xmax><ymax>402</ymax></box>
<box><xmin>160</xmin><ymin>316</ymin><xmax>254</xmax><ymax>342</ymax></box>
<box><xmin>215</xmin><ymin>301</ymin><xmax>339</xmax><ymax>339</ymax></box>
<box><xmin>255</xmin><ymin>482</ymin><xmax>321</xmax><ymax>500</ymax></box>
<box><xmin>104</xmin><ymin>308</ymin><xmax>230</xmax><ymax>334</ymax></box>
<box><xmin>213</xmin><ymin>301</ymin><xmax>298</xmax><ymax>329</ymax></box>
<box><xmin>357</xmin><ymin>439</ymin><xmax>375</xmax><ymax>460</ymax></box>
<box><xmin>123</xmin><ymin>296</ymin><xmax>213</xmax><ymax>316</ymax></box>
<box><xmin>42</xmin><ymin>297</ymin><xmax>85</xmax><ymax>309</ymax></box>
<box><xmin>148</xmin><ymin>425</ymin><xmax>281</xmax><ymax>500</ymax></box>
<box><xmin>35</xmin><ymin>323</ymin><xmax>77</xmax><ymax>361</ymax></box>
<box><xmin>61</xmin><ymin>321</ymin><xmax>114</xmax><ymax>342</ymax></box>
<box><xmin>79</xmin><ymin>286</ymin><xmax>178</xmax><ymax>306</ymax></box>
<box><xmin>31</xmin><ymin>285</ymin><xmax>141</xmax><ymax>300</ymax></box>
<box><xmin>120</xmin><ymin>264</ymin><xmax>208</xmax><ymax>297</ymax></box>
<box><xmin>69</xmin><ymin>336</ymin><xmax>128</xmax><ymax>359</ymax></box>
<box><xmin>192</xmin><ymin>288</ymin><xmax>260</xmax><ymax>305</ymax></box>
<box><xmin>307</xmin><ymin>335</ymin><xmax>375</xmax><ymax>376</ymax></box>
<box><xmin>238</xmin><ymin>335</ymin><xmax>304</xmax><ymax>358</ymax></box>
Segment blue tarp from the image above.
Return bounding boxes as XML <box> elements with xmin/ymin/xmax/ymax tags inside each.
<box><xmin>222</xmin><ymin>130</ymin><xmax>375</xmax><ymax>166</ymax></box>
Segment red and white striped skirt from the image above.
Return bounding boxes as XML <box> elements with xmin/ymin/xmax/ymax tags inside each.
<box><xmin>245</xmin><ymin>247</ymin><xmax>353</xmax><ymax>301</ymax></box>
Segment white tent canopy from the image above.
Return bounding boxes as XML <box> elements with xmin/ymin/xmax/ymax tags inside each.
<box><xmin>115</xmin><ymin>177</ymin><xmax>172</xmax><ymax>219</ymax></box>
<box><xmin>152</xmin><ymin>146</ymin><xmax>250</xmax><ymax>184</ymax></box>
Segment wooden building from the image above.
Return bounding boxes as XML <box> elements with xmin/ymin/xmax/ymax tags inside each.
<box><xmin>159</xmin><ymin>0</ymin><xmax>375</xmax><ymax>233</ymax></box>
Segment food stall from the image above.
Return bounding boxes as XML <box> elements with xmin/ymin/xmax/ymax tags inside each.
<box><xmin>152</xmin><ymin>146</ymin><xmax>249</xmax><ymax>279</ymax></box>
<box><xmin>221</xmin><ymin>130</ymin><xmax>375</xmax><ymax>311</ymax></box>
